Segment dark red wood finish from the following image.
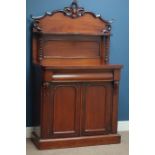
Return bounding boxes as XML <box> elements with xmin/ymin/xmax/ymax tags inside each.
<box><xmin>31</xmin><ymin>1</ymin><xmax>123</xmax><ymax>149</ymax></box>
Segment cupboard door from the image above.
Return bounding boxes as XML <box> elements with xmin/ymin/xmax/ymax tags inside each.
<box><xmin>81</xmin><ymin>83</ymin><xmax>113</xmax><ymax>136</ymax></box>
<box><xmin>50</xmin><ymin>84</ymin><xmax>80</xmax><ymax>138</ymax></box>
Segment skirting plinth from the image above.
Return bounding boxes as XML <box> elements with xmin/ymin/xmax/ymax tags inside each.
<box><xmin>31</xmin><ymin>132</ymin><xmax>121</xmax><ymax>150</ymax></box>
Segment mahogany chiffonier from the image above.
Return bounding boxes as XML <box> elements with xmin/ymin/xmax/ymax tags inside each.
<box><xmin>31</xmin><ymin>0</ymin><xmax>123</xmax><ymax>150</ymax></box>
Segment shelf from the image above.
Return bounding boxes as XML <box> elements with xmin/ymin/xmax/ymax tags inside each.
<box><xmin>33</xmin><ymin>31</ymin><xmax>111</xmax><ymax>36</ymax></box>
<box><xmin>40</xmin><ymin>64</ymin><xmax>123</xmax><ymax>70</ymax></box>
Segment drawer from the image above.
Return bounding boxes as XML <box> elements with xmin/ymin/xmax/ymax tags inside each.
<box><xmin>43</xmin><ymin>70</ymin><xmax>113</xmax><ymax>82</ymax></box>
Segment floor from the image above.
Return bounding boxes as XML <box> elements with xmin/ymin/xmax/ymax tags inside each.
<box><xmin>26</xmin><ymin>131</ymin><xmax>129</xmax><ymax>155</ymax></box>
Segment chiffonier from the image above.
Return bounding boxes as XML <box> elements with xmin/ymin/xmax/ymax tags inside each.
<box><xmin>31</xmin><ymin>0</ymin><xmax>123</xmax><ymax>149</ymax></box>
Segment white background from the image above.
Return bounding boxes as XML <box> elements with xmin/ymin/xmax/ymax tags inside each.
<box><xmin>0</xmin><ymin>0</ymin><xmax>155</xmax><ymax>154</ymax></box>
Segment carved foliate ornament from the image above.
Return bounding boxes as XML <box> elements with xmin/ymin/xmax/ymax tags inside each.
<box><xmin>64</xmin><ymin>0</ymin><xmax>85</xmax><ymax>18</ymax></box>
<box><xmin>31</xmin><ymin>0</ymin><xmax>112</xmax><ymax>34</ymax></box>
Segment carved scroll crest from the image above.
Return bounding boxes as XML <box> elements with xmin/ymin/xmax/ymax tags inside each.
<box><xmin>31</xmin><ymin>0</ymin><xmax>112</xmax><ymax>33</ymax></box>
<box><xmin>64</xmin><ymin>0</ymin><xmax>85</xmax><ymax>18</ymax></box>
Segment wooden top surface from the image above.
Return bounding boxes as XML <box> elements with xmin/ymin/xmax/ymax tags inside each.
<box><xmin>41</xmin><ymin>64</ymin><xmax>123</xmax><ymax>70</ymax></box>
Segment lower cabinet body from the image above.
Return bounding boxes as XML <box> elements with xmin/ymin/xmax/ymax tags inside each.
<box><xmin>32</xmin><ymin>68</ymin><xmax>121</xmax><ymax>149</ymax></box>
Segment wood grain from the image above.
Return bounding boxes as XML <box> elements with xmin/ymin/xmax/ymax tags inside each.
<box><xmin>31</xmin><ymin>1</ymin><xmax>123</xmax><ymax>150</ymax></box>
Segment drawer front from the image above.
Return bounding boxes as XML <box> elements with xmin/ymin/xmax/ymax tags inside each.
<box><xmin>43</xmin><ymin>70</ymin><xmax>113</xmax><ymax>82</ymax></box>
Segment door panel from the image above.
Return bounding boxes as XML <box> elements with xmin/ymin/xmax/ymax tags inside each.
<box><xmin>51</xmin><ymin>84</ymin><xmax>80</xmax><ymax>138</ymax></box>
<box><xmin>81</xmin><ymin>83</ymin><xmax>113</xmax><ymax>135</ymax></box>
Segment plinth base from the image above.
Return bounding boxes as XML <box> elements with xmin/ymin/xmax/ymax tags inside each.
<box><xmin>31</xmin><ymin>132</ymin><xmax>121</xmax><ymax>150</ymax></box>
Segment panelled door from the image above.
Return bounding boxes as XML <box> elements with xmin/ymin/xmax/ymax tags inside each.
<box><xmin>41</xmin><ymin>83</ymin><xmax>81</xmax><ymax>138</ymax></box>
<box><xmin>81</xmin><ymin>82</ymin><xmax>113</xmax><ymax>136</ymax></box>
<box><xmin>41</xmin><ymin>82</ymin><xmax>113</xmax><ymax>138</ymax></box>
<box><xmin>50</xmin><ymin>83</ymin><xmax>81</xmax><ymax>138</ymax></box>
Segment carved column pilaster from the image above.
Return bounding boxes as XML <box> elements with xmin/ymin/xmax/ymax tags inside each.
<box><xmin>41</xmin><ymin>82</ymin><xmax>51</xmax><ymax>138</ymax></box>
<box><xmin>104</xmin><ymin>35</ymin><xmax>110</xmax><ymax>64</ymax></box>
<box><xmin>39</xmin><ymin>38</ymin><xmax>43</xmax><ymax>61</ymax></box>
<box><xmin>112</xmin><ymin>80</ymin><xmax>120</xmax><ymax>133</ymax></box>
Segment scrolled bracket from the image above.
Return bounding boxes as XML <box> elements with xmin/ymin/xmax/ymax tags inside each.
<box><xmin>114</xmin><ymin>81</ymin><xmax>119</xmax><ymax>90</ymax></box>
<box><xmin>102</xmin><ymin>24</ymin><xmax>112</xmax><ymax>34</ymax></box>
<box><xmin>102</xmin><ymin>19</ymin><xmax>115</xmax><ymax>34</ymax></box>
<box><xmin>42</xmin><ymin>82</ymin><xmax>50</xmax><ymax>89</ymax></box>
<box><xmin>32</xmin><ymin>20</ymin><xmax>42</xmax><ymax>32</ymax></box>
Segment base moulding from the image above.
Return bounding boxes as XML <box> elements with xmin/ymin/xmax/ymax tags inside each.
<box><xmin>31</xmin><ymin>132</ymin><xmax>121</xmax><ymax>150</ymax></box>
